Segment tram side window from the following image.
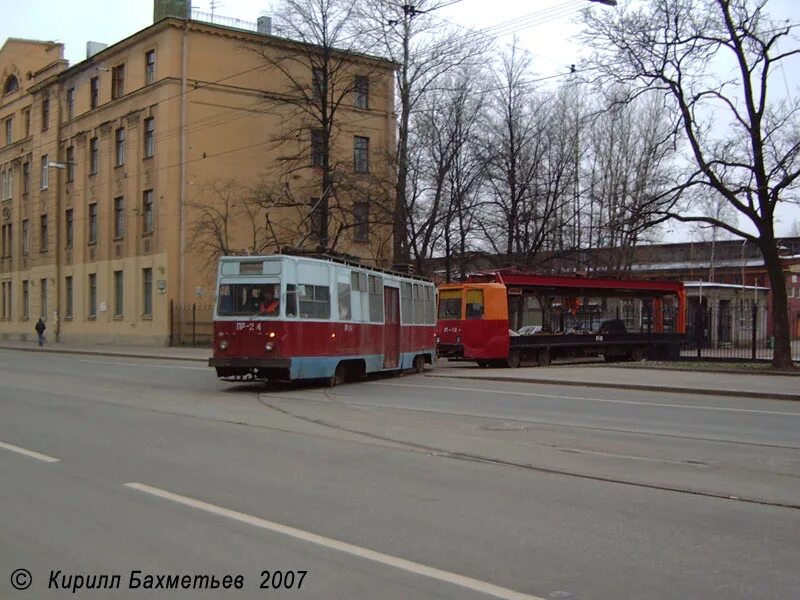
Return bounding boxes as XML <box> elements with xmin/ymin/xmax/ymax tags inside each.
<box><xmin>286</xmin><ymin>284</ymin><xmax>297</xmax><ymax>317</ymax></box>
<box><xmin>338</xmin><ymin>280</ymin><xmax>351</xmax><ymax>320</ymax></box>
<box><xmin>368</xmin><ymin>275</ymin><xmax>383</xmax><ymax>322</ymax></box>
<box><xmin>298</xmin><ymin>284</ymin><xmax>330</xmax><ymax>319</ymax></box>
<box><xmin>438</xmin><ymin>290</ymin><xmax>462</xmax><ymax>319</ymax></box>
<box><xmin>465</xmin><ymin>289</ymin><xmax>484</xmax><ymax>319</ymax></box>
<box><xmin>400</xmin><ymin>282</ymin><xmax>413</xmax><ymax>324</ymax></box>
<box><xmin>413</xmin><ymin>284</ymin><xmax>425</xmax><ymax>324</ymax></box>
<box><xmin>425</xmin><ymin>286</ymin><xmax>435</xmax><ymax>324</ymax></box>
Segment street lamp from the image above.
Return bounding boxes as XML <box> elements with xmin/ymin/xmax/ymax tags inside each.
<box><xmin>588</xmin><ymin>0</ymin><xmax>618</xmax><ymax>5</ymax></box>
<box><xmin>47</xmin><ymin>160</ymin><xmax>74</xmax><ymax>343</ymax></box>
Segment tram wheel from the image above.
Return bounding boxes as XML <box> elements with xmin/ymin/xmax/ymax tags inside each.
<box><xmin>413</xmin><ymin>355</ymin><xmax>425</xmax><ymax>373</ymax></box>
<box><xmin>506</xmin><ymin>350</ymin><xmax>521</xmax><ymax>369</ymax></box>
<box><xmin>329</xmin><ymin>363</ymin><xmax>346</xmax><ymax>387</ymax></box>
<box><xmin>537</xmin><ymin>349</ymin><xmax>551</xmax><ymax>367</ymax></box>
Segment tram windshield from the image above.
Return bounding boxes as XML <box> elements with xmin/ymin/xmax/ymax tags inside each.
<box><xmin>217</xmin><ymin>282</ymin><xmax>281</xmax><ymax>317</ymax></box>
<box><xmin>438</xmin><ymin>289</ymin><xmax>463</xmax><ymax>319</ymax></box>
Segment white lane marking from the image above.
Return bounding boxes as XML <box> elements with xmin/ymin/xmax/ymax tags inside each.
<box><xmin>367</xmin><ymin>382</ymin><xmax>800</xmax><ymax>417</ymax></box>
<box><xmin>0</xmin><ymin>441</ymin><xmax>60</xmax><ymax>463</ymax></box>
<box><xmin>125</xmin><ymin>483</ymin><xmax>545</xmax><ymax>600</ymax></box>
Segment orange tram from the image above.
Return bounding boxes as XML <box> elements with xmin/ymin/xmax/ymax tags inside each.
<box><xmin>436</xmin><ymin>270</ymin><xmax>686</xmax><ymax>368</ymax></box>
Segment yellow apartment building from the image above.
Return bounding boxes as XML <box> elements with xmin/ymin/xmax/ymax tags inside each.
<box><xmin>0</xmin><ymin>7</ymin><xmax>396</xmax><ymax>345</ymax></box>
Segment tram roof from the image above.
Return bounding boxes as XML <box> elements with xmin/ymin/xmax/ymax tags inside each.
<box><xmin>219</xmin><ymin>252</ymin><xmax>434</xmax><ymax>284</ymax></box>
<box><xmin>463</xmin><ymin>270</ymin><xmax>684</xmax><ymax>294</ymax></box>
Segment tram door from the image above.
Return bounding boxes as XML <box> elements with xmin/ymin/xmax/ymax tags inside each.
<box><xmin>383</xmin><ymin>287</ymin><xmax>400</xmax><ymax>368</ymax></box>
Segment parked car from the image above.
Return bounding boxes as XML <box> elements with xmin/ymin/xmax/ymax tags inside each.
<box><xmin>517</xmin><ymin>325</ymin><xmax>543</xmax><ymax>335</ymax></box>
<box><xmin>597</xmin><ymin>319</ymin><xmax>627</xmax><ymax>335</ymax></box>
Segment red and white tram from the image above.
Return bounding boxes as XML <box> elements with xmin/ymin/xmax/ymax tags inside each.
<box><xmin>209</xmin><ymin>253</ymin><xmax>437</xmax><ymax>384</ymax></box>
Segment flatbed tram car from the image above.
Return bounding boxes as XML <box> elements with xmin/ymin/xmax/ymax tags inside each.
<box><xmin>209</xmin><ymin>254</ymin><xmax>437</xmax><ymax>384</ymax></box>
<box><xmin>437</xmin><ymin>271</ymin><xmax>686</xmax><ymax>368</ymax></box>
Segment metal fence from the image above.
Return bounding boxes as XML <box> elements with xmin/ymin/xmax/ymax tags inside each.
<box><xmin>170</xmin><ymin>301</ymin><xmax>214</xmax><ymax>347</ymax></box>
<box><xmin>681</xmin><ymin>300</ymin><xmax>800</xmax><ymax>362</ymax></box>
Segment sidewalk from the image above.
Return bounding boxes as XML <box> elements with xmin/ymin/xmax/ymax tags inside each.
<box><xmin>429</xmin><ymin>361</ymin><xmax>800</xmax><ymax>401</ymax></box>
<box><xmin>0</xmin><ymin>340</ymin><xmax>210</xmax><ymax>363</ymax></box>
<box><xmin>1</xmin><ymin>340</ymin><xmax>797</xmax><ymax>400</ymax></box>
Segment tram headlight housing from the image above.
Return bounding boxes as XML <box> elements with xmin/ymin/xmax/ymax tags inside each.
<box><xmin>265</xmin><ymin>341</ymin><xmax>274</xmax><ymax>352</ymax></box>
<box><xmin>219</xmin><ymin>340</ymin><xmax>229</xmax><ymax>350</ymax></box>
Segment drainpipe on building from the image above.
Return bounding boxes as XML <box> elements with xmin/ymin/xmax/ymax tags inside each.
<box><xmin>54</xmin><ymin>81</ymin><xmax>63</xmax><ymax>343</ymax></box>
<box><xmin>179</xmin><ymin>17</ymin><xmax>189</xmax><ymax>310</ymax></box>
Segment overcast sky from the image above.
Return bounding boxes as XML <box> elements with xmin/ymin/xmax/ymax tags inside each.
<box><xmin>3</xmin><ymin>0</ymin><xmax>799</xmax><ymax>237</ymax></box>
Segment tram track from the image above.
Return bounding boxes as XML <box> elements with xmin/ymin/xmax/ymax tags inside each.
<box><xmin>255</xmin><ymin>389</ymin><xmax>800</xmax><ymax>511</ymax></box>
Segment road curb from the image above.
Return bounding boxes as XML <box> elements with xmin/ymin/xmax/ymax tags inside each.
<box><xmin>425</xmin><ymin>373</ymin><xmax>800</xmax><ymax>401</ymax></box>
<box><xmin>0</xmin><ymin>345</ymin><xmax>209</xmax><ymax>363</ymax></box>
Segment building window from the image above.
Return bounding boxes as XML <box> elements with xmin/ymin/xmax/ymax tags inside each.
<box><xmin>354</xmin><ymin>75</ymin><xmax>369</xmax><ymax>109</ymax></box>
<box><xmin>0</xmin><ymin>168</ymin><xmax>10</xmax><ymax>200</ymax></box>
<box><xmin>143</xmin><ymin>190</ymin><xmax>154</xmax><ymax>233</ymax></box>
<box><xmin>41</xmin><ymin>98</ymin><xmax>49</xmax><ymax>131</ymax></box>
<box><xmin>312</xmin><ymin>67</ymin><xmax>326</xmax><ymax>100</ymax></box>
<box><xmin>1</xmin><ymin>281</ymin><xmax>11</xmax><ymax>320</ymax></box>
<box><xmin>3</xmin><ymin>75</ymin><xmax>19</xmax><ymax>94</ymax></box>
<box><xmin>88</xmin><ymin>203</ymin><xmax>98</xmax><ymax>244</ymax></box>
<box><xmin>145</xmin><ymin>50</ymin><xmax>156</xmax><ymax>85</ymax></box>
<box><xmin>65</xmin><ymin>276</ymin><xmax>73</xmax><ymax>319</ymax></box>
<box><xmin>114</xmin><ymin>197</ymin><xmax>124</xmax><ymax>239</ymax></box>
<box><xmin>144</xmin><ymin>117</ymin><xmax>154</xmax><ymax>159</ymax></box>
<box><xmin>22</xmin><ymin>280</ymin><xmax>29</xmax><ymax>319</ymax></box>
<box><xmin>111</xmin><ymin>64</ymin><xmax>125</xmax><ymax>100</ymax></box>
<box><xmin>21</xmin><ymin>219</ymin><xmax>29</xmax><ymax>256</ymax></box>
<box><xmin>40</xmin><ymin>154</ymin><xmax>49</xmax><ymax>189</ymax></box>
<box><xmin>142</xmin><ymin>268</ymin><xmax>153</xmax><ymax>316</ymax></box>
<box><xmin>354</xmin><ymin>136</ymin><xmax>369</xmax><ymax>173</ymax></box>
<box><xmin>65</xmin><ymin>209</ymin><xmax>73</xmax><ymax>248</ymax></box>
<box><xmin>353</xmin><ymin>202</ymin><xmax>369</xmax><ymax>242</ymax></box>
<box><xmin>40</xmin><ymin>214</ymin><xmax>48</xmax><ymax>253</ymax></box>
<box><xmin>89</xmin><ymin>137</ymin><xmax>99</xmax><ymax>175</ymax></box>
<box><xmin>115</xmin><ymin>128</ymin><xmax>125</xmax><ymax>167</ymax></box>
<box><xmin>66</xmin><ymin>146</ymin><xmax>75</xmax><ymax>182</ymax></box>
<box><xmin>67</xmin><ymin>87</ymin><xmax>75</xmax><ymax>120</ymax></box>
<box><xmin>90</xmin><ymin>77</ymin><xmax>99</xmax><ymax>109</ymax></box>
<box><xmin>1</xmin><ymin>224</ymin><xmax>10</xmax><ymax>257</ymax></box>
<box><xmin>114</xmin><ymin>270</ymin><xmax>123</xmax><ymax>317</ymax></box>
<box><xmin>22</xmin><ymin>161</ymin><xmax>29</xmax><ymax>194</ymax></box>
<box><xmin>40</xmin><ymin>278</ymin><xmax>47</xmax><ymax>318</ymax></box>
<box><xmin>23</xmin><ymin>108</ymin><xmax>31</xmax><ymax>137</ymax></box>
<box><xmin>88</xmin><ymin>273</ymin><xmax>97</xmax><ymax>317</ymax></box>
<box><xmin>311</xmin><ymin>129</ymin><xmax>324</xmax><ymax>168</ymax></box>
<box><xmin>4</xmin><ymin>117</ymin><xmax>12</xmax><ymax>145</ymax></box>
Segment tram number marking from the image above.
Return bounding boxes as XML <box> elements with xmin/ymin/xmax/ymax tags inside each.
<box><xmin>343</xmin><ymin>324</ymin><xmax>354</xmax><ymax>332</ymax></box>
<box><xmin>236</xmin><ymin>322</ymin><xmax>264</xmax><ymax>332</ymax></box>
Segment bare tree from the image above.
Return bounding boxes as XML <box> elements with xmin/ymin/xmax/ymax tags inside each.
<box><xmin>583</xmin><ymin>90</ymin><xmax>675</xmax><ymax>271</ymax></box>
<box><xmin>256</xmin><ymin>0</ymin><xmax>393</xmax><ymax>253</ymax></box>
<box><xmin>583</xmin><ymin>0</ymin><xmax>800</xmax><ymax>368</ymax></box>
<box><xmin>360</xmin><ymin>0</ymin><xmax>488</xmax><ymax>265</ymax></box>
<box><xmin>478</xmin><ymin>44</ymin><xmax>581</xmax><ymax>267</ymax></box>
<box><xmin>188</xmin><ymin>180</ymin><xmax>272</xmax><ymax>275</ymax></box>
<box><xmin>407</xmin><ymin>65</ymin><xmax>487</xmax><ymax>277</ymax></box>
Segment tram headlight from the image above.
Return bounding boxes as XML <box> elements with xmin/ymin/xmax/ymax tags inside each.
<box><xmin>265</xmin><ymin>341</ymin><xmax>275</xmax><ymax>352</ymax></box>
<box><xmin>219</xmin><ymin>340</ymin><xmax>229</xmax><ymax>350</ymax></box>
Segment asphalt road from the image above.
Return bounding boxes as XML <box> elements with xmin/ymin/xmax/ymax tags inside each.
<box><xmin>1</xmin><ymin>349</ymin><xmax>798</xmax><ymax>599</ymax></box>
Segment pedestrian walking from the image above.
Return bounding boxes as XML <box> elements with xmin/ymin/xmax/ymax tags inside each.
<box><xmin>35</xmin><ymin>318</ymin><xmax>46</xmax><ymax>347</ymax></box>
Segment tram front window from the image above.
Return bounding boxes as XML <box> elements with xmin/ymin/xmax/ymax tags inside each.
<box><xmin>218</xmin><ymin>283</ymin><xmax>281</xmax><ymax>316</ymax></box>
<box><xmin>438</xmin><ymin>290</ymin><xmax>463</xmax><ymax>319</ymax></box>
